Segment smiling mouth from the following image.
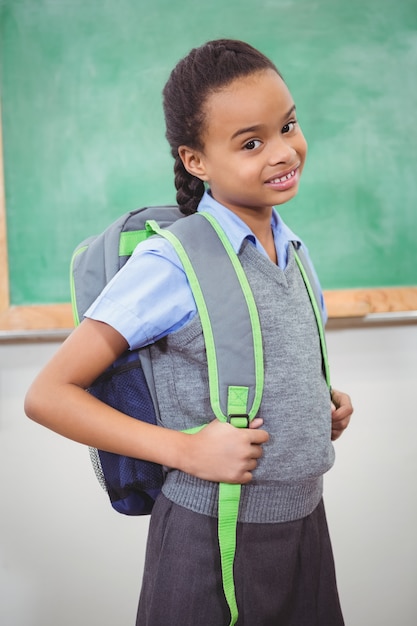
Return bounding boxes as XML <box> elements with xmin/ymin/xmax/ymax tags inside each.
<box><xmin>268</xmin><ymin>168</ymin><xmax>297</xmax><ymax>184</ymax></box>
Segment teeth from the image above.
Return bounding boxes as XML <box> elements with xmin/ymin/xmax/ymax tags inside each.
<box><xmin>271</xmin><ymin>170</ymin><xmax>295</xmax><ymax>183</ymax></box>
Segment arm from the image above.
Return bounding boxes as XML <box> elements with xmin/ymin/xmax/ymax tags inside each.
<box><xmin>330</xmin><ymin>388</ymin><xmax>353</xmax><ymax>440</ymax></box>
<box><xmin>24</xmin><ymin>318</ymin><xmax>268</xmax><ymax>484</ymax></box>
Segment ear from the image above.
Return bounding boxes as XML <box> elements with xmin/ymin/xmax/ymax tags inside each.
<box><xmin>178</xmin><ymin>145</ymin><xmax>209</xmax><ymax>181</ymax></box>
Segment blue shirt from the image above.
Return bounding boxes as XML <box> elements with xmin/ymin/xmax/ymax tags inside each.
<box><xmin>86</xmin><ymin>191</ymin><xmax>326</xmax><ymax>349</ymax></box>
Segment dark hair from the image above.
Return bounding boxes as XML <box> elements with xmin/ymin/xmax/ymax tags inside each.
<box><xmin>162</xmin><ymin>39</ymin><xmax>280</xmax><ymax>214</ymax></box>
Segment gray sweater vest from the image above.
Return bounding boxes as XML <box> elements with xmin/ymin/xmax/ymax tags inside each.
<box><xmin>150</xmin><ymin>241</ymin><xmax>335</xmax><ymax>523</ymax></box>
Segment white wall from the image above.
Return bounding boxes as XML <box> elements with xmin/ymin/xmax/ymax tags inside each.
<box><xmin>1</xmin><ymin>323</ymin><xmax>416</xmax><ymax>626</ymax></box>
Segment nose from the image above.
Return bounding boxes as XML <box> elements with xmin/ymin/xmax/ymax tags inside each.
<box><xmin>268</xmin><ymin>134</ymin><xmax>296</xmax><ymax>165</ymax></box>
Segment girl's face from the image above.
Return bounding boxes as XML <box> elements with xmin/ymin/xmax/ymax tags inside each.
<box><xmin>180</xmin><ymin>69</ymin><xmax>307</xmax><ymax>219</ymax></box>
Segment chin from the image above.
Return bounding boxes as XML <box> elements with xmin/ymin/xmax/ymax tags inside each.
<box><xmin>273</xmin><ymin>187</ymin><xmax>299</xmax><ymax>206</ymax></box>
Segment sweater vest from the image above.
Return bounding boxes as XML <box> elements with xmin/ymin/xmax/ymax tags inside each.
<box><xmin>149</xmin><ymin>240</ymin><xmax>335</xmax><ymax>523</ymax></box>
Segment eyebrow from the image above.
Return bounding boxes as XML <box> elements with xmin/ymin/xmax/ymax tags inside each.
<box><xmin>231</xmin><ymin>104</ymin><xmax>297</xmax><ymax>140</ymax></box>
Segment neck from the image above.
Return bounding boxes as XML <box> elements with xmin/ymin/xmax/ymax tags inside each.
<box><xmin>228</xmin><ymin>204</ymin><xmax>278</xmax><ymax>264</ymax></box>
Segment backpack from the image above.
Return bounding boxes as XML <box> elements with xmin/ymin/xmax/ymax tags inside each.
<box><xmin>70</xmin><ymin>207</ymin><xmax>269</xmax><ymax>514</ymax></box>
<box><xmin>70</xmin><ymin>205</ymin><xmax>330</xmax><ymax>626</ymax></box>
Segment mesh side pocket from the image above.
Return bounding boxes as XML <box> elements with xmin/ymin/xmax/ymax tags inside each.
<box><xmin>89</xmin><ymin>446</ymin><xmax>107</xmax><ymax>490</ymax></box>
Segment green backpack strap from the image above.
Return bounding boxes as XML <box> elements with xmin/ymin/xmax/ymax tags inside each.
<box><xmin>147</xmin><ymin>212</ymin><xmax>264</xmax><ymax>423</ymax></box>
<box><xmin>292</xmin><ymin>245</ymin><xmax>331</xmax><ymax>389</ymax></box>
<box><xmin>147</xmin><ymin>212</ymin><xmax>263</xmax><ymax>626</ymax></box>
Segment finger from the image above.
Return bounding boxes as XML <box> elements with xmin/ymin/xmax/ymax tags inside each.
<box><xmin>249</xmin><ymin>444</ymin><xmax>264</xmax><ymax>459</ymax></box>
<box><xmin>246</xmin><ymin>458</ymin><xmax>258</xmax><ymax>471</ymax></box>
<box><xmin>250</xmin><ymin>430</ymin><xmax>269</xmax><ymax>445</ymax></box>
<box><xmin>332</xmin><ymin>418</ymin><xmax>347</xmax><ymax>431</ymax></box>
<box><xmin>249</xmin><ymin>417</ymin><xmax>264</xmax><ymax>429</ymax></box>
<box><xmin>332</xmin><ymin>410</ymin><xmax>352</xmax><ymax>428</ymax></box>
<box><xmin>332</xmin><ymin>390</ymin><xmax>354</xmax><ymax>414</ymax></box>
<box><xmin>241</xmin><ymin>471</ymin><xmax>254</xmax><ymax>484</ymax></box>
<box><xmin>332</xmin><ymin>402</ymin><xmax>353</xmax><ymax>420</ymax></box>
<box><xmin>331</xmin><ymin>423</ymin><xmax>345</xmax><ymax>439</ymax></box>
<box><xmin>331</xmin><ymin>417</ymin><xmax>351</xmax><ymax>440</ymax></box>
<box><xmin>332</xmin><ymin>409</ymin><xmax>348</xmax><ymax>422</ymax></box>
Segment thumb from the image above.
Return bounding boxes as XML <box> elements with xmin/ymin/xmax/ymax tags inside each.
<box><xmin>249</xmin><ymin>417</ymin><xmax>264</xmax><ymax>429</ymax></box>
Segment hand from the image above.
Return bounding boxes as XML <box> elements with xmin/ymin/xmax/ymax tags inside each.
<box><xmin>184</xmin><ymin>418</ymin><xmax>269</xmax><ymax>484</ymax></box>
<box><xmin>331</xmin><ymin>389</ymin><xmax>353</xmax><ymax>440</ymax></box>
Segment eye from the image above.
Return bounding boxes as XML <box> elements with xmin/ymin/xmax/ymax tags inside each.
<box><xmin>282</xmin><ymin>120</ymin><xmax>297</xmax><ymax>134</ymax></box>
<box><xmin>243</xmin><ymin>139</ymin><xmax>262</xmax><ymax>150</ymax></box>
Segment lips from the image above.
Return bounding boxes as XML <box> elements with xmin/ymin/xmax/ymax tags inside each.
<box><xmin>265</xmin><ymin>166</ymin><xmax>300</xmax><ymax>191</ymax></box>
<box><xmin>269</xmin><ymin>170</ymin><xmax>295</xmax><ymax>183</ymax></box>
<box><xmin>266</xmin><ymin>166</ymin><xmax>298</xmax><ymax>184</ymax></box>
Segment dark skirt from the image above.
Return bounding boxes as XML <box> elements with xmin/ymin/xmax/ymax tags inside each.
<box><xmin>136</xmin><ymin>494</ymin><xmax>344</xmax><ymax>626</ymax></box>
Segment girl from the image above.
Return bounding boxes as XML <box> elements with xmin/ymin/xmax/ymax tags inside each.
<box><xmin>25</xmin><ymin>39</ymin><xmax>353</xmax><ymax>625</ymax></box>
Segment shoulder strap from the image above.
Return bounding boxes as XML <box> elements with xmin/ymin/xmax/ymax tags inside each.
<box><xmin>292</xmin><ymin>244</ymin><xmax>331</xmax><ymax>388</ymax></box>
<box><xmin>147</xmin><ymin>212</ymin><xmax>262</xmax><ymax>625</ymax></box>
<box><xmin>147</xmin><ymin>212</ymin><xmax>264</xmax><ymax>422</ymax></box>
<box><xmin>70</xmin><ymin>205</ymin><xmax>182</xmax><ymax>326</ymax></box>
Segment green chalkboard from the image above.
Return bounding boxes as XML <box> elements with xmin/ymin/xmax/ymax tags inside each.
<box><xmin>1</xmin><ymin>0</ymin><xmax>416</xmax><ymax>306</ymax></box>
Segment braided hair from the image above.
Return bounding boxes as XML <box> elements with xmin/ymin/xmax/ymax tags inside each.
<box><xmin>162</xmin><ymin>39</ymin><xmax>280</xmax><ymax>215</ymax></box>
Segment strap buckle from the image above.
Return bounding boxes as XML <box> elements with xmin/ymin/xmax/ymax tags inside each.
<box><xmin>227</xmin><ymin>414</ymin><xmax>249</xmax><ymax>428</ymax></box>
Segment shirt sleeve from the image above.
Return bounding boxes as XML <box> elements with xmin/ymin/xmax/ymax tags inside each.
<box><xmin>85</xmin><ymin>237</ymin><xmax>197</xmax><ymax>350</ymax></box>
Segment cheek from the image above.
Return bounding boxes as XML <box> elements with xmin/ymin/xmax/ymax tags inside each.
<box><xmin>298</xmin><ymin>133</ymin><xmax>308</xmax><ymax>161</ymax></box>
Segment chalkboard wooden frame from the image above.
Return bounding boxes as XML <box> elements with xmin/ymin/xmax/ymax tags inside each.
<box><xmin>1</xmin><ymin>125</ymin><xmax>416</xmax><ymax>333</ymax></box>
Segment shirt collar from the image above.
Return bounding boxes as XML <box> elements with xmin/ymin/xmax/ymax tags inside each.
<box><xmin>197</xmin><ymin>190</ymin><xmax>301</xmax><ymax>256</ymax></box>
